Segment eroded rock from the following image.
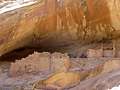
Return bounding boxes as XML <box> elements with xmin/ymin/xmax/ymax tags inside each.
<box><xmin>0</xmin><ymin>0</ymin><xmax>120</xmax><ymax>56</ymax></box>
<box><xmin>102</xmin><ymin>59</ymin><xmax>120</xmax><ymax>74</ymax></box>
<box><xmin>33</xmin><ymin>71</ymin><xmax>85</xmax><ymax>90</ymax></box>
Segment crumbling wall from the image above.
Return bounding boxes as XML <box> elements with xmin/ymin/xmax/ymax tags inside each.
<box><xmin>103</xmin><ymin>50</ymin><xmax>114</xmax><ymax>57</ymax></box>
<box><xmin>87</xmin><ymin>49</ymin><xmax>103</xmax><ymax>58</ymax></box>
<box><xmin>9</xmin><ymin>52</ymin><xmax>71</xmax><ymax>77</ymax></box>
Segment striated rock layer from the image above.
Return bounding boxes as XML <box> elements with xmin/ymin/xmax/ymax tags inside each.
<box><xmin>0</xmin><ymin>0</ymin><xmax>120</xmax><ymax>55</ymax></box>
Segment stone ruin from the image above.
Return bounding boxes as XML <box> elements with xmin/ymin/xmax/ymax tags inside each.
<box><xmin>9</xmin><ymin>52</ymin><xmax>71</xmax><ymax>77</ymax></box>
<box><xmin>87</xmin><ymin>48</ymin><xmax>116</xmax><ymax>58</ymax></box>
<box><xmin>103</xmin><ymin>50</ymin><xmax>114</xmax><ymax>57</ymax></box>
<box><xmin>87</xmin><ymin>49</ymin><xmax>103</xmax><ymax>58</ymax></box>
<box><xmin>87</xmin><ymin>41</ymin><xmax>120</xmax><ymax>58</ymax></box>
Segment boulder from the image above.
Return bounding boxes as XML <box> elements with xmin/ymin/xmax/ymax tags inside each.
<box><xmin>33</xmin><ymin>71</ymin><xmax>88</xmax><ymax>90</ymax></box>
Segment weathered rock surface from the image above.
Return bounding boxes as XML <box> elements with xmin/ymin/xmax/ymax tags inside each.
<box><xmin>70</xmin><ymin>69</ymin><xmax>120</xmax><ymax>90</ymax></box>
<box><xmin>33</xmin><ymin>71</ymin><xmax>81</xmax><ymax>90</ymax></box>
<box><xmin>32</xmin><ymin>58</ymin><xmax>120</xmax><ymax>90</ymax></box>
<box><xmin>102</xmin><ymin>59</ymin><xmax>120</xmax><ymax>74</ymax></box>
<box><xmin>0</xmin><ymin>0</ymin><xmax>120</xmax><ymax>89</ymax></box>
<box><xmin>0</xmin><ymin>0</ymin><xmax>120</xmax><ymax>55</ymax></box>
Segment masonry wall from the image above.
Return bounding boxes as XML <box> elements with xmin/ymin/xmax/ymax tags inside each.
<box><xmin>9</xmin><ymin>52</ymin><xmax>71</xmax><ymax>77</ymax></box>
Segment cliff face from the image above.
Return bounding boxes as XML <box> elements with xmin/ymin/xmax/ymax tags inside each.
<box><xmin>0</xmin><ymin>0</ymin><xmax>120</xmax><ymax>55</ymax></box>
<box><xmin>107</xmin><ymin>0</ymin><xmax>120</xmax><ymax>29</ymax></box>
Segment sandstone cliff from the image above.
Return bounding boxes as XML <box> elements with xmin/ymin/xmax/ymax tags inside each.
<box><xmin>0</xmin><ymin>0</ymin><xmax>120</xmax><ymax>55</ymax></box>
